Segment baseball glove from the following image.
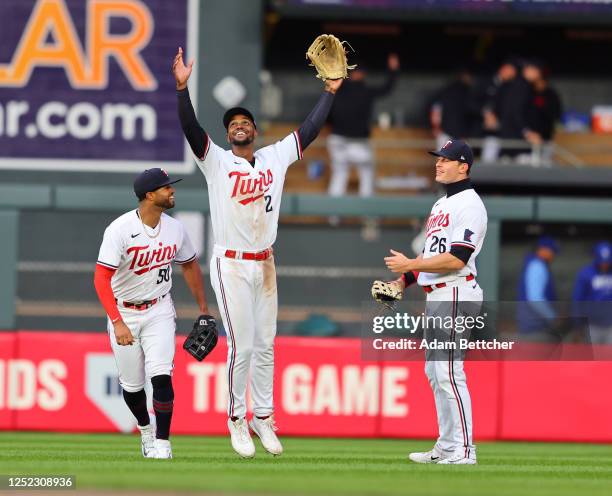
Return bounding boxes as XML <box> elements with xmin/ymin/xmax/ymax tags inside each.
<box><xmin>306</xmin><ymin>34</ymin><xmax>356</xmax><ymax>81</ymax></box>
<box><xmin>371</xmin><ymin>280</ymin><xmax>403</xmax><ymax>311</ymax></box>
<box><xmin>183</xmin><ymin>314</ymin><xmax>218</xmax><ymax>361</ymax></box>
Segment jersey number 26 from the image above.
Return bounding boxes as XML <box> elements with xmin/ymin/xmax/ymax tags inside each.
<box><xmin>429</xmin><ymin>236</ymin><xmax>447</xmax><ymax>253</ymax></box>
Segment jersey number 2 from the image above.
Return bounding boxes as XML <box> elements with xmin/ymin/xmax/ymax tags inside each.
<box><xmin>264</xmin><ymin>195</ymin><xmax>273</xmax><ymax>212</ymax></box>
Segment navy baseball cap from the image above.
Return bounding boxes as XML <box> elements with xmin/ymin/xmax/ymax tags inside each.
<box><xmin>429</xmin><ymin>139</ymin><xmax>474</xmax><ymax>168</ymax></box>
<box><xmin>223</xmin><ymin>107</ymin><xmax>257</xmax><ymax>130</ymax></box>
<box><xmin>133</xmin><ymin>168</ymin><xmax>182</xmax><ymax>199</ymax></box>
<box><xmin>594</xmin><ymin>241</ymin><xmax>612</xmax><ymax>263</ymax></box>
<box><xmin>537</xmin><ymin>236</ymin><xmax>559</xmax><ymax>254</ymax></box>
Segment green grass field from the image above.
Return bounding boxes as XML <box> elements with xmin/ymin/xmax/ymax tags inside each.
<box><xmin>1</xmin><ymin>433</ymin><xmax>611</xmax><ymax>495</ymax></box>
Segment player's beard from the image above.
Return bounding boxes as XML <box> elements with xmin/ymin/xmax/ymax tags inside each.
<box><xmin>230</xmin><ymin>135</ymin><xmax>254</xmax><ymax>147</ymax></box>
<box><xmin>155</xmin><ymin>197</ymin><xmax>175</xmax><ymax>210</ymax></box>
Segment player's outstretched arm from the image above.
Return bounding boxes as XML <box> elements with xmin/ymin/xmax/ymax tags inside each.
<box><xmin>173</xmin><ymin>47</ymin><xmax>209</xmax><ymax>159</ymax></box>
<box><xmin>180</xmin><ymin>259</ymin><xmax>209</xmax><ymax>315</ymax></box>
<box><xmin>297</xmin><ymin>78</ymin><xmax>344</xmax><ymax>151</ymax></box>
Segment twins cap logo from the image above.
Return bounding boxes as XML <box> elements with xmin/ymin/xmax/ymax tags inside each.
<box><xmin>464</xmin><ymin>229</ymin><xmax>474</xmax><ymax>242</ymax></box>
<box><xmin>161</xmin><ymin>168</ymin><xmax>169</xmax><ymax>177</ymax></box>
<box><xmin>442</xmin><ymin>140</ymin><xmax>453</xmax><ymax>149</ymax></box>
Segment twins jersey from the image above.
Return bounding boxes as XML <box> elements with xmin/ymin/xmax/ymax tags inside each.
<box><xmin>97</xmin><ymin>210</ymin><xmax>196</xmax><ymax>302</ymax></box>
<box><xmin>194</xmin><ymin>132</ymin><xmax>303</xmax><ymax>251</ymax></box>
<box><xmin>418</xmin><ymin>188</ymin><xmax>487</xmax><ymax>286</ymax></box>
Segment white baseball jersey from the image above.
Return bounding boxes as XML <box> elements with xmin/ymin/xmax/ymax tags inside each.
<box><xmin>97</xmin><ymin>210</ymin><xmax>196</xmax><ymax>302</ymax></box>
<box><xmin>418</xmin><ymin>187</ymin><xmax>487</xmax><ymax>286</ymax></box>
<box><xmin>193</xmin><ymin>132</ymin><xmax>303</xmax><ymax>251</ymax></box>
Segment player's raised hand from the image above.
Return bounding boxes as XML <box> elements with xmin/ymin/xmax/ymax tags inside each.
<box><xmin>113</xmin><ymin>320</ymin><xmax>135</xmax><ymax>346</ymax></box>
<box><xmin>173</xmin><ymin>47</ymin><xmax>194</xmax><ymax>90</ymax></box>
<box><xmin>385</xmin><ymin>249</ymin><xmax>413</xmax><ymax>273</ymax></box>
<box><xmin>324</xmin><ymin>78</ymin><xmax>344</xmax><ymax>94</ymax></box>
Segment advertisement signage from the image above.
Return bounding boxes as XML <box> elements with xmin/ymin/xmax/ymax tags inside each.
<box><xmin>0</xmin><ymin>0</ymin><xmax>198</xmax><ymax>172</ymax></box>
<box><xmin>1</xmin><ymin>331</ymin><xmax>611</xmax><ymax>442</ymax></box>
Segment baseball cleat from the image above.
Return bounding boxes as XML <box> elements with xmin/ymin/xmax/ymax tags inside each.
<box><xmin>249</xmin><ymin>415</ymin><xmax>283</xmax><ymax>456</ymax></box>
<box><xmin>228</xmin><ymin>418</ymin><xmax>256</xmax><ymax>458</ymax></box>
<box><xmin>408</xmin><ymin>448</ymin><xmax>445</xmax><ymax>464</ymax></box>
<box><xmin>153</xmin><ymin>439</ymin><xmax>173</xmax><ymax>459</ymax></box>
<box><xmin>437</xmin><ymin>454</ymin><xmax>477</xmax><ymax>465</ymax></box>
<box><xmin>137</xmin><ymin>424</ymin><xmax>157</xmax><ymax>458</ymax></box>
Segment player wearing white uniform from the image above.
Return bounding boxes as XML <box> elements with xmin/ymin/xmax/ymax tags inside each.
<box><xmin>172</xmin><ymin>47</ymin><xmax>343</xmax><ymax>458</ymax></box>
<box><xmin>94</xmin><ymin>168</ymin><xmax>208</xmax><ymax>459</ymax></box>
<box><xmin>385</xmin><ymin>139</ymin><xmax>487</xmax><ymax>465</ymax></box>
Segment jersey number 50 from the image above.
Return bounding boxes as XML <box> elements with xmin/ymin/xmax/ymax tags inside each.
<box><xmin>157</xmin><ymin>267</ymin><xmax>171</xmax><ymax>284</ymax></box>
<box><xmin>430</xmin><ymin>236</ymin><xmax>447</xmax><ymax>253</ymax></box>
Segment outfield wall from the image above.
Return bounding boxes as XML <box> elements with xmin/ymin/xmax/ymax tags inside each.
<box><xmin>0</xmin><ymin>331</ymin><xmax>610</xmax><ymax>442</ymax></box>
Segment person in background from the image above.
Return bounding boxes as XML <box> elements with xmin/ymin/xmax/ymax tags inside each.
<box><xmin>326</xmin><ymin>53</ymin><xmax>400</xmax><ymax>200</ymax></box>
<box><xmin>480</xmin><ymin>59</ymin><xmax>530</xmax><ymax>163</ymax></box>
<box><xmin>430</xmin><ymin>67</ymin><xmax>478</xmax><ymax>150</ymax></box>
<box><xmin>572</xmin><ymin>241</ymin><xmax>612</xmax><ymax>344</ymax></box>
<box><xmin>522</xmin><ymin>60</ymin><xmax>563</xmax><ymax>167</ymax></box>
<box><xmin>516</xmin><ymin>236</ymin><xmax>559</xmax><ymax>340</ymax></box>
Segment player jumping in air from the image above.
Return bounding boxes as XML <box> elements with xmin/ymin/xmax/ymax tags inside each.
<box><xmin>172</xmin><ymin>46</ymin><xmax>342</xmax><ymax>458</ymax></box>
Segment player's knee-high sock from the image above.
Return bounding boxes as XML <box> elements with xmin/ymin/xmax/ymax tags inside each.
<box><xmin>122</xmin><ymin>388</ymin><xmax>150</xmax><ymax>426</ymax></box>
<box><xmin>151</xmin><ymin>375</ymin><xmax>174</xmax><ymax>440</ymax></box>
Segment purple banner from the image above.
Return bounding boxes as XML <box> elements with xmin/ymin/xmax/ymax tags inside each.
<box><xmin>286</xmin><ymin>0</ymin><xmax>612</xmax><ymax>15</ymax></box>
<box><xmin>0</xmin><ymin>0</ymin><xmax>198</xmax><ymax>173</ymax></box>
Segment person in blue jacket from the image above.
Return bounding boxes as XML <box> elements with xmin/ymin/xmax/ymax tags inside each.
<box><xmin>517</xmin><ymin>236</ymin><xmax>559</xmax><ymax>340</ymax></box>
<box><xmin>572</xmin><ymin>241</ymin><xmax>612</xmax><ymax>344</ymax></box>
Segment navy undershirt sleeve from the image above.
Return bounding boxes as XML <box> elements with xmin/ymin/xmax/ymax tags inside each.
<box><xmin>177</xmin><ymin>88</ymin><xmax>209</xmax><ymax>159</ymax></box>
<box><xmin>449</xmin><ymin>245</ymin><xmax>474</xmax><ymax>265</ymax></box>
<box><xmin>297</xmin><ymin>91</ymin><xmax>335</xmax><ymax>150</ymax></box>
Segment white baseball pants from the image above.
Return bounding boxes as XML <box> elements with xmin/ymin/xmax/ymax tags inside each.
<box><xmin>107</xmin><ymin>295</ymin><xmax>176</xmax><ymax>393</ymax></box>
<box><xmin>424</xmin><ymin>280</ymin><xmax>482</xmax><ymax>459</ymax></box>
<box><xmin>327</xmin><ymin>134</ymin><xmax>375</xmax><ymax>197</ymax></box>
<box><xmin>210</xmin><ymin>253</ymin><xmax>277</xmax><ymax>419</ymax></box>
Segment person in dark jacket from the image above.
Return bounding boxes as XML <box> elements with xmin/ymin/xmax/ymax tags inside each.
<box><xmin>480</xmin><ymin>59</ymin><xmax>531</xmax><ymax>163</ymax></box>
<box><xmin>572</xmin><ymin>241</ymin><xmax>612</xmax><ymax>344</ymax></box>
<box><xmin>327</xmin><ymin>53</ymin><xmax>399</xmax><ymax>198</ymax></box>
<box><xmin>430</xmin><ymin>68</ymin><xmax>478</xmax><ymax>149</ymax></box>
<box><xmin>522</xmin><ymin>60</ymin><xmax>563</xmax><ymax>167</ymax></box>
<box><xmin>517</xmin><ymin>236</ymin><xmax>559</xmax><ymax>340</ymax></box>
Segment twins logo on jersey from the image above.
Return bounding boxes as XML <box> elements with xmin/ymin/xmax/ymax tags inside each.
<box><xmin>229</xmin><ymin>169</ymin><xmax>274</xmax><ymax>205</ymax></box>
<box><xmin>127</xmin><ymin>242</ymin><xmax>177</xmax><ymax>275</ymax></box>
<box><xmin>425</xmin><ymin>211</ymin><xmax>450</xmax><ymax>233</ymax></box>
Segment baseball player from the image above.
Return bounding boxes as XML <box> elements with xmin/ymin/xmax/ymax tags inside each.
<box><xmin>384</xmin><ymin>139</ymin><xmax>487</xmax><ymax>465</ymax></box>
<box><xmin>172</xmin><ymin>47</ymin><xmax>342</xmax><ymax>458</ymax></box>
<box><xmin>94</xmin><ymin>168</ymin><xmax>208</xmax><ymax>459</ymax></box>
<box><xmin>572</xmin><ymin>241</ymin><xmax>612</xmax><ymax>344</ymax></box>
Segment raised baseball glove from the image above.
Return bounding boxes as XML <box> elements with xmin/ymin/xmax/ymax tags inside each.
<box><xmin>183</xmin><ymin>314</ymin><xmax>218</xmax><ymax>361</ymax></box>
<box><xmin>306</xmin><ymin>34</ymin><xmax>356</xmax><ymax>81</ymax></box>
<box><xmin>371</xmin><ymin>280</ymin><xmax>403</xmax><ymax>311</ymax></box>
